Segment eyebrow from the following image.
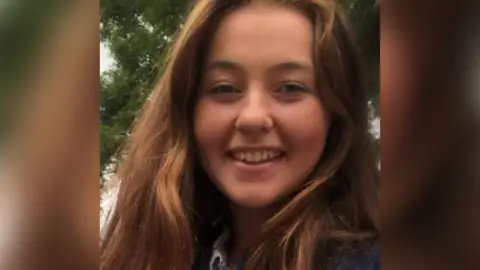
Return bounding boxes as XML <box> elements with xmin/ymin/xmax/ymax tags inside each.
<box><xmin>270</xmin><ymin>61</ymin><xmax>313</xmax><ymax>72</ymax></box>
<box><xmin>205</xmin><ymin>60</ymin><xmax>244</xmax><ymax>72</ymax></box>
<box><xmin>205</xmin><ymin>60</ymin><xmax>313</xmax><ymax>73</ymax></box>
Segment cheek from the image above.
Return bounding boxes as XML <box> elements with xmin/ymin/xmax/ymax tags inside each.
<box><xmin>276</xmin><ymin>98</ymin><xmax>330</xmax><ymax>152</ymax></box>
<box><xmin>193</xmin><ymin>100</ymin><xmax>233</xmax><ymax>162</ymax></box>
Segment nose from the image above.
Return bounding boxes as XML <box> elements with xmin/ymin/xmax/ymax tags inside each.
<box><xmin>235</xmin><ymin>89</ymin><xmax>273</xmax><ymax>133</ymax></box>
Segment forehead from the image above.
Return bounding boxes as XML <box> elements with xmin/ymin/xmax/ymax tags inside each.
<box><xmin>206</xmin><ymin>2</ymin><xmax>314</xmax><ymax>65</ymax></box>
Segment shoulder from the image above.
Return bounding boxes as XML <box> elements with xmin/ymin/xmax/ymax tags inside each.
<box><xmin>332</xmin><ymin>241</ymin><xmax>379</xmax><ymax>270</ymax></box>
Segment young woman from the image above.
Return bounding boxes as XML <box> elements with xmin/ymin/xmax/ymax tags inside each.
<box><xmin>101</xmin><ymin>0</ymin><xmax>379</xmax><ymax>269</ymax></box>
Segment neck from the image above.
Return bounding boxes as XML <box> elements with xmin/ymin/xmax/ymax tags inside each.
<box><xmin>227</xmin><ymin>203</ymin><xmax>278</xmax><ymax>267</ymax></box>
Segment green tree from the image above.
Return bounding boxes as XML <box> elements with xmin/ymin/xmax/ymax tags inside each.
<box><xmin>100</xmin><ymin>0</ymin><xmax>194</xmax><ymax>185</ymax></box>
<box><xmin>100</xmin><ymin>0</ymin><xmax>379</xmax><ymax>185</ymax></box>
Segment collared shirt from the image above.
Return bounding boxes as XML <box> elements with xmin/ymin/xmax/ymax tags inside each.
<box><xmin>208</xmin><ymin>227</ymin><xmax>231</xmax><ymax>270</ymax></box>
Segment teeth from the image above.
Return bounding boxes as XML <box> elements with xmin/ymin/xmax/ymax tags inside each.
<box><xmin>233</xmin><ymin>150</ymin><xmax>281</xmax><ymax>163</ymax></box>
<box><xmin>253</xmin><ymin>152</ymin><xmax>261</xmax><ymax>162</ymax></box>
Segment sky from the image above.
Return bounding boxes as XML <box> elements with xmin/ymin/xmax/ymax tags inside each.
<box><xmin>100</xmin><ymin>42</ymin><xmax>114</xmax><ymax>74</ymax></box>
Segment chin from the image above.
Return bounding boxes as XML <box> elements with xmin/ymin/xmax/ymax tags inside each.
<box><xmin>228</xmin><ymin>192</ymin><xmax>280</xmax><ymax>209</ymax></box>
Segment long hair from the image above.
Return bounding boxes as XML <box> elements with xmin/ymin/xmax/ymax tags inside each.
<box><xmin>100</xmin><ymin>0</ymin><xmax>379</xmax><ymax>269</ymax></box>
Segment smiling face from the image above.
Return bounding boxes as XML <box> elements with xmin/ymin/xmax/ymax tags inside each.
<box><xmin>193</xmin><ymin>2</ymin><xmax>331</xmax><ymax>208</ymax></box>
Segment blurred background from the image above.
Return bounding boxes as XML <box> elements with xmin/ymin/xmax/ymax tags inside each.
<box><xmin>0</xmin><ymin>0</ymin><xmax>479</xmax><ymax>269</ymax></box>
<box><xmin>0</xmin><ymin>1</ymin><xmax>60</xmax><ymax>143</ymax></box>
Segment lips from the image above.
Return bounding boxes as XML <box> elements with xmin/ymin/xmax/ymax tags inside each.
<box><xmin>224</xmin><ymin>147</ymin><xmax>286</xmax><ymax>178</ymax></box>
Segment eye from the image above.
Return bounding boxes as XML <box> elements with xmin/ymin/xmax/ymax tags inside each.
<box><xmin>208</xmin><ymin>83</ymin><xmax>241</xmax><ymax>94</ymax></box>
<box><xmin>277</xmin><ymin>82</ymin><xmax>308</xmax><ymax>94</ymax></box>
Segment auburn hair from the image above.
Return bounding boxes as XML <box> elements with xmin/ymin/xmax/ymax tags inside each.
<box><xmin>100</xmin><ymin>0</ymin><xmax>379</xmax><ymax>269</ymax></box>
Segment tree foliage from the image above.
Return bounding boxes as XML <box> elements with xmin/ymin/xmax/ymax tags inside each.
<box><xmin>100</xmin><ymin>1</ymin><xmax>194</xmax><ymax>182</ymax></box>
<box><xmin>100</xmin><ymin>0</ymin><xmax>379</xmax><ymax>184</ymax></box>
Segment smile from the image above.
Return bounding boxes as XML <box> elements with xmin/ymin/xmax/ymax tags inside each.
<box><xmin>229</xmin><ymin>150</ymin><xmax>284</xmax><ymax>164</ymax></box>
